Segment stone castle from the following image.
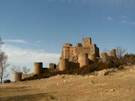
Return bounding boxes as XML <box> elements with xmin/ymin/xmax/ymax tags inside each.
<box><xmin>59</xmin><ymin>37</ymin><xmax>100</xmax><ymax>71</ymax></box>
<box><xmin>12</xmin><ymin>37</ymin><xmax>118</xmax><ymax>82</ymax></box>
<box><xmin>61</xmin><ymin>37</ymin><xmax>99</xmax><ymax>61</ymax></box>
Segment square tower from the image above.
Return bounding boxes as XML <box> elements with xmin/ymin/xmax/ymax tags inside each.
<box><xmin>82</xmin><ymin>37</ymin><xmax>92</xmax><ymax>48</ymax></box>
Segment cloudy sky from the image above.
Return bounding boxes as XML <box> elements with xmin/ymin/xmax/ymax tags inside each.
<box><xmin>0</xmin><ymin>0</ymin><xmax>135</xmax><ymax>68</ymax></box>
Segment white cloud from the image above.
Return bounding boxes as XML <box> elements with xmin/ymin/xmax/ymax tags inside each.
<box><xmin>121</xmin><ymin>20</ymin><xmax>135</xmax><ymax>25</ymax></box>
<box><xmin>119</xmin><ymin>15</ymin><xmax>135</xmax><ymax>25</ymax></box>
<box><xmin>120</xmin><ymin>16</ymin><xmax>128</xmax><ymax>19</ymax></box>
<box><xmin>107</xmin><ymin>16</ymin><xmax>113</xmax><ymax>21</ymax></box>
<box><xmin>121</xmin><ymin>20</ymin><xmax>127</xmax><ymax>23</ymax></box>
<box><xmin>130</xmin><ymin>22</ymin><xmax>135</xmax><ymax>25</ymax></box>
<box><xmin>2</xmin><ymin>44</ymin><xmax>60</xmax><ymax>68</ymax></box>
<box><xmin>4</xmin><ymin>39</ymin><xmax>28</xmax><ymax>44</ymax></box>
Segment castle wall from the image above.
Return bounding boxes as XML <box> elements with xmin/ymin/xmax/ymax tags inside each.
<box><xmin>60</xmin><ymin>37</ymin><xmax>100</xmax><ymax>69</ymax></box>
<box><xmin>59</xmin><ymin>59</ymin><xmax>69</xmax><ymax>71</ymax></box>
<box><xmin>49</xmin><ymin>63</ymin><xmax>56</xmax><ymax>70</ymax></box>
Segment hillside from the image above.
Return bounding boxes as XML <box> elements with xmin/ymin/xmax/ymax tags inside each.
<box><xmin>0</xmin><ymin>65</ymin><xmax>135</xmax><ymax>101</ymax></box>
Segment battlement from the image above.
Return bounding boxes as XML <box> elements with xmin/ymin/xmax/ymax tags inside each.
<box><xmin>76</xmin><ymin>43</ymin><xmax>82</xmax><ymax>47</ymax></box>
<box><xmin>63</xmin><ymin>43</ymin><xmax>73</xmax><ymax>47</ymax></box>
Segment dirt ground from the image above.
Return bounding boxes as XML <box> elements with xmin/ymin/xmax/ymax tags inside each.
<box><xmin>1</xmin><ymin>65</ymin><xmax>135</xmax><ymax>101</ymax></box>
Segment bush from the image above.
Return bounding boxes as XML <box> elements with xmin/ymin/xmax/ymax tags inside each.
<box><xmin>4</xmin><ymin>79</ymin><xmax>11</xmax><ymax>83</ymax></box>
<box><xmin>123</xmin><ymin>54</ymin><xmax>135</xmax><ymax>65</ymax></box>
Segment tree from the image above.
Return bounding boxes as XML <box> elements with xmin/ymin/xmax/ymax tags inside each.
<box><xmin>11</xmin><ymin>65</ymin><xmax>21</xmax><ymax>73</ymax></box>
<box><xmin>11</xmin><ymin>65</ymin><xmax>30</xmax><ymax>74</ymax></box>
<box><xmin>22</xmin><ymin>66</ymin><xmax>30</xmax><ymax>74</ymax></box>
<box><xmin>123</xmin><ymin>54</ymin><xmax>135</xmax><ymax>65</ymax></box>
<box><xmin>0</xmin><ymin>38</ymin><xmax>8</xmax><ymax>83</ymax></box>
<box><xmin>116</xmin><ymin>47</ymin><xmax>126</xmax><ymax>59</ymax></box>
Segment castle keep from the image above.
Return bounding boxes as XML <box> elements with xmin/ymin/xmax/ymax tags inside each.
<box><xmin>58</xmin><ymin>37</ymin><xmax>100</xmax><ymax>71</ymax></box>
<box><xmin>61</xmin><ymin>37</ymin><xmax>99</xmax><ymax>61</ymax></box>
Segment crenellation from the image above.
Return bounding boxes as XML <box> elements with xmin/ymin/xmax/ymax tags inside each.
<box><xmin>76</xmin><ymin>43</ymin><xmax>82</xmax><ymax>47</ymax></box>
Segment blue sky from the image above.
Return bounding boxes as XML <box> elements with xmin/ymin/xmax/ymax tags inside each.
<box><xmin>0</xmin><ymin>0</ymin><xmax>135</xmax><ymax>67</ymax></box>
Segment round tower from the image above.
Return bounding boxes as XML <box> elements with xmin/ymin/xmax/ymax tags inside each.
<box><xmin>78</xmin><ymin>53</ymin><xmax>89</xmax><ymax>68</ymax></box>
<box><xmin>34</xmin><ymin>62</ymin><xmax>43</xmax><ymax>75</ymax></box>
<box><xmin>59</xmin><ymin>59</ymin><xmax>69</xmax><ymax>71</ymax></box>
<box><xmin>12</xmin><ymin>72</ymin><xmax>22</xmax><ymax>82</ymax></box>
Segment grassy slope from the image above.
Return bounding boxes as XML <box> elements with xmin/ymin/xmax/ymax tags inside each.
<box><xmin>0</xmin><ymin>65</ymin><xmax>135</xmax><ymax>101</ymax></box>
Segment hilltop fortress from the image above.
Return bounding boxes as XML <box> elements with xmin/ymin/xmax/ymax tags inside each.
<box><xmin>12</xmin><ymin>37</ymin><xmax>118</xmax><ymax>82</ymax></box>
<box><xmin>32</xmin><ymin>37</ymin><xmax>117</xmax><ymax>77</ymax></box>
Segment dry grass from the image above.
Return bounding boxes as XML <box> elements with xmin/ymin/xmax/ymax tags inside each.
<box><xmin>1</xmin><ymin>65</ymin><xmax>135</xmax><ymax>101</ymax></box>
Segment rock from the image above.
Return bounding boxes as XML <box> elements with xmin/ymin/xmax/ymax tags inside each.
<box><xmin>91</xmin><ymin>80</ymin><xmax>95</xmax><ymax>84</ymax></box>
<box><xmin>61</xmin><ymin>75</ymin><xmax>65</xmax><ymax>79</ymax></box>
<box><xmin>96</xmin><ymin>68</ymin><xmax>118</xmax><ymax>76</ymax></box>
<box><xmin>109</xmin><ymin>88</ymin><xmax>115</xmax><ymax>92</ymax></box>
<box><xmin>96</xmin><ymin>69</ymin><xmax>110</xmax><ymax>76</ymax></box>
<box><xmin>63</xmin><ymin>80</ymin><xmax>66</xmax><ymax>83</ymax></box>
<box><xmin>56</xmin><ymin>82</ymin><xmax>59</xmax><ymax>86</ymax></box>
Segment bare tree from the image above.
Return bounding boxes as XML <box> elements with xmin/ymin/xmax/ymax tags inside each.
<box><xmin>116</xmin><ymin>47</ymin><xmax>126</xmax><ymax>59</ymax></box>
<box><xmin>22</xmin><ymin>66</ymin><xmax>30</xmax><ymax>74</ymax></box>
<box><xmin>11</xmin><ymin>65</ymin><xmax>21</xmax><ymax>73</ymax></box>
<box><xmin>11</xmin><ymin>65</ymin><xmax>30</xmax><ymax>74</ymax></box>
<box><xmin>0</xmin><ymin>38</ymin><xmax>8</xmax><ymax>83</ymax></box>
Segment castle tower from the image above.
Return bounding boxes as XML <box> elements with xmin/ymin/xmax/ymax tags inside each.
<box><xmin>92</xmin><ymin>44</ymin><xmax>100</xmax><ymax>57</ymax></box>
<box><xmin>82</xmin><ymin>37</ymin><xmax>92</xmax><ymax>48</ymax></box>
<box><xmin>62</xmin><ymin>43</ymin><xmax>72</xmax><ymax>59</ymax></box>
<box><xmin>34</xmin><ymin>62</ymin><xmax>43</xmax><ymax>75</ymax></box>
<box><xmin>12</xmin><ymin>72</ymin><xmax>22</xmax><ymax>82</ymax></box>
<box><xmin>88</xmin><ymin>44</ymin><xmax>99</xmax><ymax>61</ymax></box>
<box><xmin>58</xmin><ymin>58</ymin><xmax>69</xmax><ymax>71</ymax></box>
<box><xmin>78</xmin><ymin>53</ymin><xmax>89</xmax><ymax>68</ymax></box>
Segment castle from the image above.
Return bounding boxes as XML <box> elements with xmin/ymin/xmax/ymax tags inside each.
<box><xmin>12</xmin><ymin>37</ymin><xmax>118</xmax><ymax>82</ymax></box>
<box><xmin>59</xmin><ymin>37</ymin><xmax>100</xmax><ymax>71</ymax></box>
